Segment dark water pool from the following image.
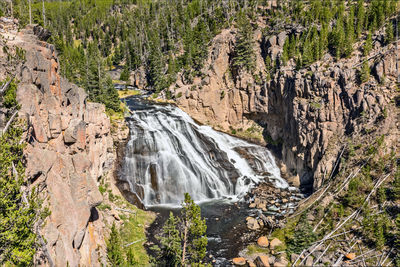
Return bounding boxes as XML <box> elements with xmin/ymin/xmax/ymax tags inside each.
<box><xmin>145</xmin><ymin>199</ymin><xmax>265</xmax><ymax>266</ymax></box>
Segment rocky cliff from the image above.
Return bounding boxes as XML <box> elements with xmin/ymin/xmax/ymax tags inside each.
<box><xmin>0</xmin><ymin>22</ymin><xmax>114</xmax><ymax>266</ymax></box>
<box><xmin>173</xmin><ymin>27</ymin><xmax>397</xmax><ymax>192</ymax></box>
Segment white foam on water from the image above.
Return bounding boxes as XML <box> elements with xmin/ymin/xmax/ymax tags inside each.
<box><xmin>121</xmin><ymin>102</ymin><xmax>288</xmax><ymax>207</ymax></box>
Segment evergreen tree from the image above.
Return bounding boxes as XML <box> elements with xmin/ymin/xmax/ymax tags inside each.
<box><xmin>120</xmin><ymin>66</ymin><xmax>130</xmax><ymax>81</ymax></box>
<box><xmin>0</xmin><ymin>79</ymin><xmax>39</xmax><ymax>266</ymax></box>
<box><xmin>356</xmin><ymin>0</ymin><xmax>365</xmax><ymax>37</ymax></box>
<box><xmin>156</xmin><ymin>193</ymin><xmax>207</xmax><ymax>266</ymax></box>
<box><xmin>363</xmin><ymin>32</ymin><xmax>373</xmax><ymax>56</ymax></box>
<box><xmin>181</xmin><ymin>193</ymin><xmax>207</xmax><ymax>265</ymax></box>
<box><xmin>107</xmin><ymin>223</ymin><xmax>124</xmax><ymax>266</ymax></box>
<box><xmin>232</xmin><ymin>11</ymin><xmax>255</xmax><ymax>72</ymax></box>
<box><xmin>102</xmin><ymin>76</ymin><xmax>121</xmax><ymax>112</ymax></box>
<box><xmin>282</xmin><ymin>38</ymin><xmax>290</xmax><ymax>65</ymax></box>
<box><xmin>287</xmin><ymin>214</ymin><xmax>317</xmax><ymax>254</ymax></box>
<box><xmin>385</xmin><ymin>21</ymin><xmax>394</xmax><ymax>45</ymax></box>
<box><xmin>158</xmin><ymin>212</ymin><xmax>182</xmax><ymax>266</ymax></box>
<box><xmin>359</xmin><ymin>61</ymin><xmax>370</xmax><ymax>83</ymax></box>
<box><xmin>395</xmin><ymin>214</ymin><xmax>400</xmax><ymax>266</ymax></box>
<box><xmin>329</xmin><ymin>17</ymin><xmax>345</xmax><ymax>59</ymax></box>
<box><xmin>344</xmin><ymin>6</ymin><xmax>355</xmax><ymax>57</ymax></box>
<box><xmin>126</xmin><ymin>248</ymin><xmax>139</xmax><ymax>266</ymax></box>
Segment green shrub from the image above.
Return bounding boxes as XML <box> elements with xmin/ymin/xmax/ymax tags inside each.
<box><xmin>287</xmin><ymin>214</ymin><xmax>317</xmax><ymax>255</ymax></box>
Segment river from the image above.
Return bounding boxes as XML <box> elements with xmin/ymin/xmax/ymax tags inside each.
<box><xmin>118</xmin><ymin>96</ymin><xmax>289</xmax><ymax>264</ymax></box>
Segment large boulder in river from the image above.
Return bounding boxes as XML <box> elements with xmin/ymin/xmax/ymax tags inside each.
<box><xmin>246</xmin><ymin>216</ymin><xmax>260</xmax><ymax>230</ymax></box>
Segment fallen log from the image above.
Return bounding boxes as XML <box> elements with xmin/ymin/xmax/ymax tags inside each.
<box><xmin>0</xmin><ymin>110</ymin><xmax>18</xmax><ymax>137</ymax></box>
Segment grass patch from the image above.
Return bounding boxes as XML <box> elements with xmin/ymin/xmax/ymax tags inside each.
<box><xmin>118</xmin><ymin>89</ymin><xmax>141</xmax><ymax>99</ymax></box>
<box><xmin>119</xmin><ymin>204</ymin><xmax>156</xmax><ymax>266</ymax></box>
<box><xmin>246</xmin><ymin>244</ymin><xmax>270</xmax><ymax>255</ymax></box>
<box><xmin>229</xmin><ymin>124</ymin><xmax>265</xmax><ymax>143</ymax></box>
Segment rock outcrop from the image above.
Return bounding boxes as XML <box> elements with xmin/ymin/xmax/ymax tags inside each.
<box><xmin>2</xmin><ymin>24</ymin><xmax>114</xmax><ymax>266</ymax></box>
<box><xmin>173</xmin><ymin>27</ymin><xmax>394</xmax><ymax>191</ymax></box>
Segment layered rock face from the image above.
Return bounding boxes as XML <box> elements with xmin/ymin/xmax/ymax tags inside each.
<box><xmin>4</xmin><ymin>26</ymin><xmax>114</xmax><ymax>266</ymax></box>
<box><xmin>174</xmin><ymin>28</ymin><xmax>392</xmax><ymax>191</ymax></box>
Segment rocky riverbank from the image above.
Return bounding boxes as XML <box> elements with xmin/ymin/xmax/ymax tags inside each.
<box><xmin>244</xmin><ymin>182</ymin><xmax>303</xmax><ymax>231</ymax></box>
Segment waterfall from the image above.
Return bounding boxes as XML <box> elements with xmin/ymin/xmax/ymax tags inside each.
<box><xmin>120</xmin><ymin>99</ymin><xmax>288</xmax><ymax>207</ymax></box>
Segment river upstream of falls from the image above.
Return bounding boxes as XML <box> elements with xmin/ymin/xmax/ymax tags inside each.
<box><xmin>119</xmin><ymin>96</ymin><xmax>290</xmax><ymax>264</ymax></box>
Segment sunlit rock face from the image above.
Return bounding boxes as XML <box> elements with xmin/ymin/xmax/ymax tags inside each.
<box><xmin>1</xmin><ymin>25</ymin><xmax>114</xmax><ymax>266</ymax></box>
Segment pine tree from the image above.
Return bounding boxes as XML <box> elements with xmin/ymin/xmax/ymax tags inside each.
<box><xmin>359</xmin><ymin>61</ymin><xmax>370</xmax><ymax>83</ymax></box>
<box><xmin>344</xmin><ymin>6</ymin><xmax>355</xmax><ymax>57</ymax></box>
<box><xmin>395</xmin><ymin>214</ymin><xmax>400</xmax><ymax>266</ymax></box>
<box><xmin>102</xmin><ymin>76</ymin><xmax>121</xmax><ymax>112</ymax></box>
<box><xmin>181</xmin><ymin>193</ymin><xmax>207</xmax><ymax>266</ymax></box>
<box><xmin>107</xmin><ymin>223</ymin><xmax>124</xmax><ymax>266</ymax></box>
<box><xmin>158</xmin><ymin>212</ymin><xmax>182</xmax><ymax>266</ymax></box>
<box><xmin>156</xmin><ymin>193</ymin><xmax>207</xmax><ymax>266</ymax></box>
<box><xmin>302</xmin><ymin>36</ymin><xmax>313</xmax><ymax>66</ymax></box>
<box><xmin>394</xmin><ymin>168</ymin><xmax>400</xmax><ymax>200</ymax></box>
<box><xmin>0</xmin><ymin>79</ymin><xmax>39</xmax><ymax>266</ymax></box>
<box><xmin>356</xmin><ymin>0</ymin><xmax>365</xmax><ymax>37</ymax></box>
<box><xmin>287</xmin><ymin>214</ymin><xmax>317</xmax><ymax>254</ymax></box>
<box><xmin>120</xmin><ymin>66</ymin><xmax>130</xmax><ymax>81</ymax></box>
<box><xmin>126</xmin><ymin>248</ymin><xmax>139</xmax><ymax>266</ymax></box>
<box><xmin>232</xmin><ymin>11</ymin><xmax>255</xmax><ymax>72</ymax></box>
<box><xmin>363</xmin><ymin>32</ymin><xmax>372</xmax><ymax>56</ymax></box>
<box><xmin>385</xmin><ymin>21</ymin><xmax>394</xmax><ymax>45</ymax></box>
<box><xmin>282</xmin><ymin>38</ymin><xmax>290</xmax><ymax>65</ymax></box>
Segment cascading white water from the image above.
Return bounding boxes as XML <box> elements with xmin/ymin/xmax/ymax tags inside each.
<box><xmin>120</xmin><ymin>99</ymin><xmax>288</xmax><ymax>207</ymax></box>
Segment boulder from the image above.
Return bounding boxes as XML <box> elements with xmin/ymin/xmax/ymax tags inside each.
<box><xmin>233</xmin><ymin>257</ymin><xmax>247</xmax><ymax>266</ymax></box>
<box><xmin>268</xmin><ymin>256</ymin><xmax>275</xmax><ymax>265</ymax></box>
<box><xmin>64</xmin><ymin>119</ymin><xmax>86</xmax><ymax>146</ymax></box>
<box><xmin>290</xmin><ymin>253</ymin><xmax>299</xmax><ymax>263</ymax></box>
<box><xmin>246</xmin><ymin>217</ymin><xmax>260</xmax><ymax>230</ymax></box>
<box><xmin>31</xmin><ymin>116</ymin><xmax>48</xmax><ymax>143</ymax></box>
<box><xmin>345</xmin><ymin>253</ymin><xmax>356</xmax><ymax>260</ymax></box>
<box><xmin>33</xmin><ymin>25</ymin><xmax>52</xmax><ymax>41</ymax></box>
<box><xmin>269</xmin><ymin>238</ymin><xmax>283</xmax><ymax>250</ymax></box>
<box><xmin>305</xmin><ymin>256</ymin><xmax>313</xmax><ymax>266</ymax></box>
<box><xmin>267</xmin><ymin>35</ymin><xmax>277</xmax><ymax>47</ymax></box>
<box><xmin>277</xmin><ymin>32</ymin><xmax>287</xmax><ymax>47</ymax></box>
<box><xmin>273</xmin><ymin>257</ymin><xmax>288</xmax><ymax>267</ymax></box>
<box><xmin>257</xmin><ymin>236</ymin><xmax>269</xmax><ymax>248</ymax></box>
<box><xmin>248</xmin><ymin>261</ymin><xmax>256</xmax><ymax>267</ymax></box>
<box><xmin>255</xmin><ymin>255</ymin><xmax>270</xmax><ymax>267</ymax></box>
<box><xmin>48</xmin><ymin>113</ymin><xmax>62</xmax><ymax>138</ymax></box>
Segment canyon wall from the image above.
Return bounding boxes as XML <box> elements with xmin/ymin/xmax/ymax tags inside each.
<box><xmin>173</xmin><ymin>27</ymin><xmax>394</xmax><ymax>191</ymax></box>
<box><xmin>1</xmin><ymin>23</ymin><xmax>114</xmax><ymax>266</ymax></box>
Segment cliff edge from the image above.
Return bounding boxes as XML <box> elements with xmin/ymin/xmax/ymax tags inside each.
<box><xmin>0</xmin><ymin>20</ymin><xmax>114</xmax><ymax>266</ymax></box>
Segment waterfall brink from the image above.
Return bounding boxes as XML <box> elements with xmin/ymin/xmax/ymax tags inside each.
<box><xmin>120</xmin><ymin>99</ymin><xmax>288</xmax><ymax>207</ymax></box>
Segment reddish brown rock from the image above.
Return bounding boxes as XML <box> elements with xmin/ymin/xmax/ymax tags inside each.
<box><xmin>233</xmin><ymin>257</ymin><xmax>247</xmax><ymax>266</ymax></box>
<box><xmin>10</xmin><ymin>26</ymin><xmax>114</xmax><ymax>267</ymax></box>
<box><xmin>257</xmin><ymin>236</ymin><xmax>269</xmax><ymax>248</ymax></box>
<box><xmin>345</xmin><ymin>253</ymin><xmax>356</xmax><ymax>260</ymax></box>
<box><xmin>255</xmin><ymin>255</ymin><xmax>270</xmax><ymax>267</ymax></box>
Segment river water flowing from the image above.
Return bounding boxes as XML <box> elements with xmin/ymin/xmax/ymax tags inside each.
<box><xmin>120</xmin><ymin>98</ymin><xmax>288</xmax><ymax>207</ymax></box>
<box><xmin>119</xmin><ymin>97</ymin><xmax>289</xmax><ymax>264</ymax></box>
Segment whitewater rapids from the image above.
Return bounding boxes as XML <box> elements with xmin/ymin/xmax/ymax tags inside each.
<box><xmin>120</xmin><ymin>99</ymin><xmax>288</xmax><ymax>207</ymax></box>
